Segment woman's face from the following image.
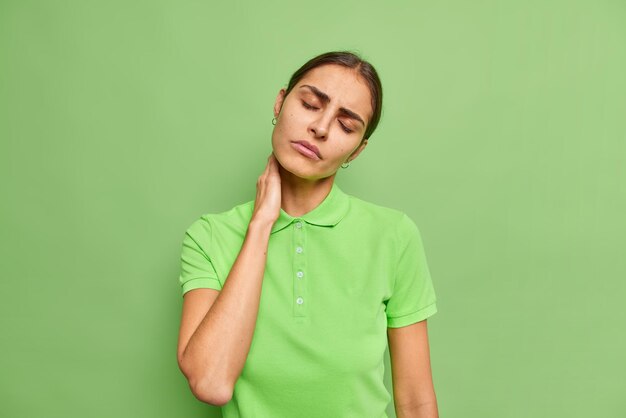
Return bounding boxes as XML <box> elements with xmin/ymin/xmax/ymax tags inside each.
<box><xmin>271</xmin><ymin>64</ymin><xmax>372</xmax><ymax>181</ymax></box>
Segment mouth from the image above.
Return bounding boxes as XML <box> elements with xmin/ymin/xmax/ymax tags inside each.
<box><xmin>291</xmin><ymin>140</ymin><xmax>322</xmax><ymax>160</ymax></box>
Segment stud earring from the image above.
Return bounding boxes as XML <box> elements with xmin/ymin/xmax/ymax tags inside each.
<box><xmin>341</xmin><ymin>161</ymin><xmax>351</xmax><ymax>169</ymax></box>
<box><xmin>271</xmin><ymin>117</ymin><xmax>277</xmax><ymax>125</ymax></box>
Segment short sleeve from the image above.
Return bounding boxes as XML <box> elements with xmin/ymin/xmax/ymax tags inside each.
<box><xmin>386</xmin><ymin>213</ymin><xmax>438</xmax><ymax>328</ymax></box>
<box><xmin>178</xmin><ymin>217</ymin><xmax>223</xmax><ymax>296</ymax></box>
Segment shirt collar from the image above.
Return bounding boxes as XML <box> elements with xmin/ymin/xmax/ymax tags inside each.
<box><xmin>270</xmin><ymin>182</ymin><xmax>350</xmax><ymax>234</ymax></box>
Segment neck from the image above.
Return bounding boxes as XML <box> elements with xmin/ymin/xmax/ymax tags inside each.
<box><xmin>278</xmin><ymin>165</ymin><xmax>336</xmax><ymax>218</ymax></box>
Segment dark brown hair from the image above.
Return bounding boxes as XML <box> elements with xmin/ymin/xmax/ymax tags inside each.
<box><xmin>283</xmin><ymin>50</ymin><xmax>383</xmax><ymax>141</ymax></box>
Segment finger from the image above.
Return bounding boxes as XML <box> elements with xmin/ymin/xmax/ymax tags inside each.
<box><xmin>268</xmin><ymin>153</ymin><xmax>278</xmax><ymax>169</ymax></box>
<box><xmin>262</xmin><ymin>158</ymin><xmax>271</xmax><ymax>174</ymax></box>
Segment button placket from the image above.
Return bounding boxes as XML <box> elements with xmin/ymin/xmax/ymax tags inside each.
<box><xmin>292</xmin><ymin>218</ymin><xmax>307</xmax><ymax>317</ymax></box>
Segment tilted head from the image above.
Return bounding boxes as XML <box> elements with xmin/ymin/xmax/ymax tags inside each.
<box><xmin>271</xmin><ymin>51</ymin><xmax>383</xmax><ymax>180</ymax></box>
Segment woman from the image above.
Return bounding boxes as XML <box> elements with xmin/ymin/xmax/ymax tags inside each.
<box><xmin>177</xmin><ymin>51</ymin><xmax>439</xmax><ymax>418</ymax></box>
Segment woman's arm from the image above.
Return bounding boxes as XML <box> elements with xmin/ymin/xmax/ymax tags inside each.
<box><xmin>177</xmin><ymin>154</ymin><xmax>281</xmax><ymax>406</ymax></box>
<box><xmin>387</xmin><ymin>320</ymin><xmax>439</xmax><ymax>418</ymax></box>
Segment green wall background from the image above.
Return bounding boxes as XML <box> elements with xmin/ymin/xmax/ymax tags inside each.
<box><xmin>1</xmin><ymin>1</ymin><xmax>624</xmax><ymax>417</ymax></box>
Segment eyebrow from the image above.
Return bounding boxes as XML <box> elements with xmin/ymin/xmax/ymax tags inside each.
<box><xmin>299</xmin><ymin>84</ymin><xmax>365</xmax><ymax>127</ymax></box>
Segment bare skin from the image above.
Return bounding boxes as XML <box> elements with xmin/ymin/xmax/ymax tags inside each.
<box><xmin>177</xmin><ymin>153</ymin><xmax>282</xmax><ymax>406</ymax></box>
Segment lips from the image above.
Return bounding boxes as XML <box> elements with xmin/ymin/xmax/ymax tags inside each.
<box><xmin>292</xmin><ymin>140</ymin><xmax>322</xmax><ymax>159</ymax></box>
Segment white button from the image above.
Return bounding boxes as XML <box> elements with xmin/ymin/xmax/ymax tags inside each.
<box><xmin>296</xmin><ymin>297</ymin><xmax>304</xmax><ymax>304</ymax></box>
<box><xmin>296</xmin><ymin>271</ymin><xmax>304</xmax><ymax>278</ymax></box>
<box><xmin>296</xmin><ymin>246</ymin><xmax>303</xmax><ymax>254</ymax></box>
<box><xmin>295</xmin><ymin>221</ymin><xmax>302</xmax><ymax>228</ymax></box>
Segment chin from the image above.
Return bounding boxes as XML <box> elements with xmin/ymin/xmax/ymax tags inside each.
<box><xmin>276</xmin><ymin>153</ymin><xmax>329</xmax><ymax>180</ymax></box>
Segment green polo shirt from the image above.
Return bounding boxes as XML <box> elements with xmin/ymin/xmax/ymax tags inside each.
<box><xmin>178</xmin><ymin>182</ymin><xmax>437</xmax><ymax>418</ymax></box>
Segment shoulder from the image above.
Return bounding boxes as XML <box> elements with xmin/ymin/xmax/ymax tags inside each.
<box><xmin>344</xmin><ymin>193</ymin><xmax>423</xmax><ymax>247</ymax></box>
<box><xmin>185</xmin><ymin>200</ymin><xmax>254</xmax><ymax>238</ymax></box>
<box><xmin>345</xmin><ymin>193</ymin><xmax>411</xmax><ymax>229</ymax></box>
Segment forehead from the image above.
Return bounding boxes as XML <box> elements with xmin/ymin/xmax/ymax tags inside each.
<box><xmin>295</xmin><ymin>64</ymin><xmax>372</xmax><ymax>120</ymax></box>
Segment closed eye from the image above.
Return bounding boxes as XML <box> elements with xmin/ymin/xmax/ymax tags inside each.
<box><xmin>339</xmin><ymin>123</ymin><xmax>353</xmax><ymax>134</ymax></box>
<box><xmin>302</xmin><ymin>101</ymin><xmax>318</xmax><ymax>110</ymax></box>
<box><xmin>302</xmin><ymin>101</ymin><xmax>353</xmax><ymax>134</ymax></box>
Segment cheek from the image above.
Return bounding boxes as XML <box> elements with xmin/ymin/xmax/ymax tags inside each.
<box><xmin>275</xmin><ymin>113</ymin><xmax>297</xmax><ymax>137</ymax></box>
<box><xmin>336</xmin><ymin>146</ymin><xmax>353</xmax><ymax>158</ymax></box>
<box><xmin>272</xmin><ymin>118</ymin><xmax>289</xmax><ymax>141</ymax></box>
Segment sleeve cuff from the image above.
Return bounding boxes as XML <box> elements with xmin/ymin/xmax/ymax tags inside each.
<box><xmin>181</xmin><ymin>277</ymin><xmax>222</xmax><ymax>296</ymax></box>
<box><xmin>386</xmin><ymin>301</ymin><xmax>437</xmax><ymax>328</ymax></box>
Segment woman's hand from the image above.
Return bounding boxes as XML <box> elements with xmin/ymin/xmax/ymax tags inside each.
<box><xmin>251</xmin><ymin>153</ymin><xmax>282</xmax><ymax>225</ymax></box>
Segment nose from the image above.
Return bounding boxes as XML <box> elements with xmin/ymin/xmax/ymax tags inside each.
<box><xmin>308</xmin><ymin>111</ymin><xmax>333</xmax><ymax>140</ymax></box>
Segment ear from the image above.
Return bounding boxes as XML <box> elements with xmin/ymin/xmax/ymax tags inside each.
<box><xmin>274</xmin><ymin>88</ymin><xmax>287</xmax><ymax>118</ymax></box>
<box><xmin>347</xmin><ymin>139</ymin><xmax>368</xmax><ymax>162</ymax></box>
